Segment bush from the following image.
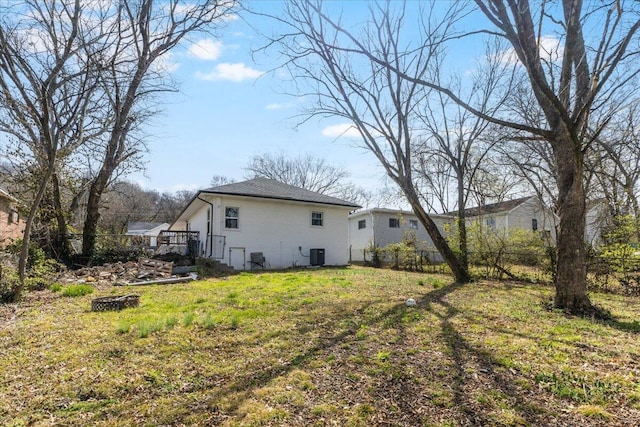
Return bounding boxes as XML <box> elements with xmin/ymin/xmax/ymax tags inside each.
<box><xmin>0</xmin><ymin>265</ymin><xmax>20</xmax><ymax>303</ymax></box>
<box><xmin>4</xmin><ymin>239</ymin><xmax>62</xmax><ymax>290</ymax></box>
<box><xmin>364</xmin><ymin>243</ymin><xmax>383</xmax><ymax>268</ymax></box>
<box><xmin>448</xmin><ymin>222</ymin><xmax>551</xmax><ymax>279</ymax></box>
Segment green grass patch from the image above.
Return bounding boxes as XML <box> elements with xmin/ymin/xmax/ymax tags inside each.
<box><xmin>1</xmin><ymin>267</ymin><xmax>638</xmax><ymax>426</ymax></box>
<box><xmin>60</xmin><ymin>283</ymin><xmax>94</xmax><ymax>297</ymax></box>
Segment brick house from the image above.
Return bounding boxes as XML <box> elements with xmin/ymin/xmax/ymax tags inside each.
<box><xmin>0</xmin><ymin>188</ymin><xmax>25</xmax><ymax>247</ymax></box>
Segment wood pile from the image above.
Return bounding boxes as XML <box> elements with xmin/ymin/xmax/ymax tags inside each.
<box><xmin>57</xmin><ymin>258</ymin><xmax>174</xmax><ymax>286</ymax></box>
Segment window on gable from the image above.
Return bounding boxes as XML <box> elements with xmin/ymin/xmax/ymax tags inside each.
<box><xmin>409</xmin><ymin>219</ymin><xmax>418</xmax><ymax>229</ymax></box>
<box><xmin>389</xmin><ymin>218</ymin><xmax>400</xmax><ymax>228</ymax></box>
<box><xmin>358</xmin><ymin>219</ymin><xmax>366</xmax><ymax>229</ymax></box>
<box><xmin>311</xmin><ymin>211</ymin><xmax>324</xmax><ymax>227</ymax></box>
<box><xmin>532</xmin><ymin>218</ymin><xmax>538</xmax><ymax>231</ymax></box>
<box><xmin>225</xmin><ymin>206</ymin><xmax>239</xmax><ymax>229</ymax></box>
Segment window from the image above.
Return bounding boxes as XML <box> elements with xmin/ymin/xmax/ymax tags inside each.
<box><xmin>532</xmin><ymin>218</ymin><xmax>538</xmax><ymax>231</ymax></box>
<box><xmin>311</xmin><ymin>211</ymin><xmax>323</xmax><ymax>227</ymax></box>
<box><xmin>225</xmin><ymin>207</ymin><xmax>239</xmax><ymax>229</ymax></box>
<box><xmin>358</xmin><ymin>219</ymin><xmax>366</xmax><ymax>229</ymax></box>
<box><xmin>9</xmin><ymin>210</ymin><xmax>18</xmax><ymax>224</ymax></box>
<box><xmin>486</xmin><ymin>217</ymin><xmax>496</xmax><ymax>229</ymax></box>
<box><xmin>409</xmin><ymin>219</ymin><xmax>419</xmax><ymax>229</ymax></box>
<box><xmin>389</xmin><ymin>218</ymin><xmax>400</xmax><ymax>228</ymax></box>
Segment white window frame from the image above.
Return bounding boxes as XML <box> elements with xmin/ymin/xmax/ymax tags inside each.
<box><xmin>225</xmin><ymin>206</ymin><xmax>239</xmax><ymax>230</ymax></box>
<box><xmin>486</xmin><ymin>217</ymin><xmax>496</xmax><ymax>229</ymax></box>
<box><xmin>311</xmin><ymin>211</ymin><xmax>324</xmax><ymax>227</ymax></box>
<box><xmin>358</xmin><ymin>219</ymin><xmax>366</xmax><ymax>229</ymax></box>
<box><xmin>409</xmin><ymin>219</ymin><xmax>419</xmax><ymax>229</ymax></box>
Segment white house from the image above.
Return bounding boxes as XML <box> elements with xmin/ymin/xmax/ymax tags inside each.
<box><xmin>168</xmin><ymin>178</ymin><xmax>360</xmax><ymax>270</ymax></box>
<box><xmin>348</xmin><ymin>208</ymin><xmax>453</xmax><ymax>262</ymax></box>
<box><xmin>453</xmin><ymin>196</ymin><xmax>558</xmax><ymax>243</ymax></box>
<box><xmin>126</xmin><ymin>221</ymin><xmax>170</xmax><ymax>249</ymax></box>
<box><xmin>585</xmin><ymin>199</ymin><xmax>611</xmax><ymax>247</ymax></box>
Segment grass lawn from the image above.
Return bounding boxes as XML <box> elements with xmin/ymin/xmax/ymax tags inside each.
<box><xmin>1</xmin><ymin>266</ymin><xmax>639</xmax><ymax>426</ymax></box>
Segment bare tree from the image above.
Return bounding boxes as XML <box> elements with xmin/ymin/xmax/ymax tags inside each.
<box><xmin>244</xmin><ymin>152</ymin><xmax>369</xmax><ymax>205</ymax></box>
<box><xmin>412</xmin><ymin>43</ymin><xmax>512</xmax><ymax>269</ymax></box>
<box><xmin>80</xmin><ymin>0</ymin><xmax>236</xmax><ymax>260</ymax></box>
<box><xmin>269</xmin><ymin>1</ymin><xmax>472</xmax><ymax>282</ymax></box>
<box><xmin>0</xmin><ymin>0</ymin><xmax>107</xmax><ymax>293</ymax></box>
<box><xmin>275</xmin><ymin>0</ymin><xmax>640</xmax><ymax>314</ymax></box>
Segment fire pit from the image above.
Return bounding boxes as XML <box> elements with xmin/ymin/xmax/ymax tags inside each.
<box><xmin>91</xmin><ymin>294</ymin><xmax>140</xmax><ymax>312</ymax></box>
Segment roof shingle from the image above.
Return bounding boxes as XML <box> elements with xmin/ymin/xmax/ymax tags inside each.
<box><xmin>201</xmin><ymin>177</ymin><xmax>361</xmax><ymax>208</ymax></box>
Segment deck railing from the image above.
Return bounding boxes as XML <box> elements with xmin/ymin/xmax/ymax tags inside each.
<box><xmin>157</xmin><ymin>230</ymin><xmax>200</xmax><ymax>255</ymax></box>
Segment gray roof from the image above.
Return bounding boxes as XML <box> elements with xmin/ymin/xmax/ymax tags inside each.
<box><xmin>127</xmin><ymin>221</ymin><xmax>168</xmax><ymax>233</ymax></box>
<box><xmin>446</xmin><ymin>196</ymin><xmax>534</xmax><ymax>217</ymax></box>
<box><xmin>200</xmin><ymin>178</ymin><xmax>361</xmax><ymax>208</ymax></box>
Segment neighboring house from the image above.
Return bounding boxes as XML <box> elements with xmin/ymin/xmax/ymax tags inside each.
<box><xmin>348</xmin><ymin>208</ymin><xmax>453</xmax><ymax>263</ymax></box>
<box><xmin>126</xmin><ymin>221</ymin><xmax>170</xmax><ymax>249</ymax></box>
<box><xmin>0</xmin><ymin>188</ymin><xmax>25</xmax><ymax>247</ymax></box>
<box><xmin>585</xmin><ymin>199</ymin><xmax>615</xmax><ymax>247</ymax></box>
<box><xmin>452</xmin><ymin>196</ymin><xmax>558</xmax><ymax>243</ymax></box>
<box><xmin>167</xmin><ymin>178</ymin><xmax>360</xmax><ymax>270</ymax></box>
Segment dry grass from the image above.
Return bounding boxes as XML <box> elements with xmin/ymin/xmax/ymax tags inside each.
<box><xmin>1</xmin><ymin>266</ymin><xmax>639</xmax><ymax>426</ymax></box>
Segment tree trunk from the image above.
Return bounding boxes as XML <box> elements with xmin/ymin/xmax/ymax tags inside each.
<box><xmin>51</xmin><ymin>173</ymin><xmax>72</xmax><ymax>262</ymax></box>
<box><xmin>81</xmin><ymin>170</ymin><xmax>110</xmax><ymax>260</ymax></box>
<box><xmin>553</xmin><ymin>130</ymin><xmax>593</xmax><ymax>313</ymax></box>
<box><xmin>404</xmin><ymin>185</ymin><xmax>471</xmax><ymax>284</ymax></box>
<box><xmin>15</xmin><ymin>160</ymin><xmax>56</xmax><ymax>298</ymax></box>
<box><xmin>457</xmin><ymin>175</ymin><xmax>468</xmax><ymax>270</ymax></box>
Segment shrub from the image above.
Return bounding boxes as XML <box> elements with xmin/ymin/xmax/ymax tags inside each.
<box><xmin>448</xmin><ymin>222</ymin><xmax>551</xmax><ymax>279</ymax></box>
<box><xmin>61</xmin><ymin>284</ymin><xmax>94</xmax><ymax>297</ymax></box>
<box><xmin>0</xmin><ymin>265</ymin><xmax>20</xmax><ymax>303</ymax></box>
<box><xmin>364</xmin><ymin>243</ymin><xmax>383</xmax><ymax>268</ymax></box>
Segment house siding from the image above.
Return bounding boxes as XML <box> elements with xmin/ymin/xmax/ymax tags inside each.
<box><xmin>348</xmin><ymin>209</ymin><xmax>452</xmax><ymax>262</ymax></box>
<box><xmin>174</xmin><ymin>196</ymin><xmax>351</xmax><ymax>269</ymax></box>
<box><xmin>464</xmin><ymin>198</ymin><xmax>558</xmax><ymax>243</ymax></box>
<box><xmin>0</xmin><ymin>195</ymin><xmax>25</xmax><ymax>247</ymax></box>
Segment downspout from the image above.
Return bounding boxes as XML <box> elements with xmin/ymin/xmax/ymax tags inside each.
<box><xmin>197</xmin><ymin>195</ymin><xmax>214</xmax><ymax>257</ymax></box>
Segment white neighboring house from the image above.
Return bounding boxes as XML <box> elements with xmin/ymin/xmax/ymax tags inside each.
<box><xmin>168</xmin><ymin>178</ymin><xmax>360</xmax><ymax>270</ymax></box>
<box><xmin>585</xmin><ymin>199</ymin><xmax>611</xmax><ymax>247</ymax></box>
<box><xmin>348</xmin><ymin>208</ymin><xmax>454</xmax><ymax>263</ymax></box>
<box><xmin>454</xmin><ymin>196</ymin><xmax>558</xmax><ymax>243</ymax></box>
<box><xmin>126</xmin><ymin>221</ymin><xmax>170</xmax><ymax>249</ymax></box>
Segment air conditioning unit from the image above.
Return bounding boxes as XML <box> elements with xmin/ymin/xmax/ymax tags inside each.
<box><xmin>310</xmin><ymin>248</ymin><xmax>325</xmax><ymax>266</ymax></box>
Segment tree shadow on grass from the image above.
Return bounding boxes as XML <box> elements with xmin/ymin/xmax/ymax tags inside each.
<box><xmin>192</xmin><ymin>280</ymin><xmax>557</xmax><ymax>426</ymax></box>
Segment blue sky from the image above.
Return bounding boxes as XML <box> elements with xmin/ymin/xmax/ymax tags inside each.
<box><xmin>134</xmin><ymin>1</ymin><xmax>390</xmax><ymax>195</ymax></box>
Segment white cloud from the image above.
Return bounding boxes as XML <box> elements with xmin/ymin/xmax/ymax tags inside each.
<box><xmin>322</xmin><ymin>123</ymin><xmax>362</xmax><ymax>138</ymax></box>
<box><xmin>188</xmin><ymin>39</ymin><xmax>224</xmax><ymax>61</ymax></box>
<box><xmin>153</xmin><ymin>51</ymin><xmax>179</xmax><ymax>73</ymax></box>
<box><xmin>195</xmin><ymin>63</ymin><xmax>264</xmax><ymax>82</ymax></box>
<box><xmin>265</xmin><ymin>102</ymin><xmax>296</xmax><ymax>110</ymax></box>
<box><xmin>496</xmin><ymin>35</ymin><xmax>564</xmax><ymax>65</ymax></box>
